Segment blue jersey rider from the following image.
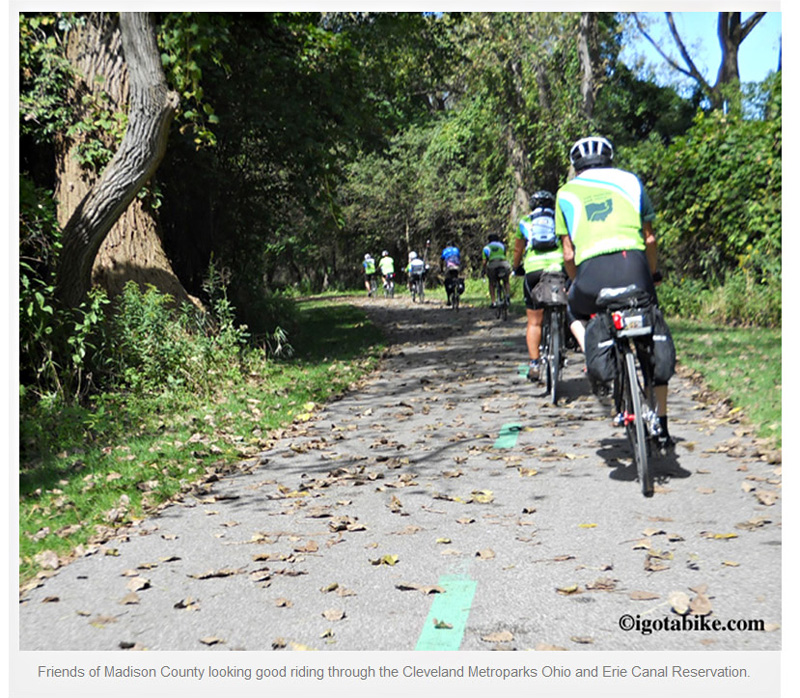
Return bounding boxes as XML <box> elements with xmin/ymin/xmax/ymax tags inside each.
<box><xmin>440</xmin><ymin>244</ymin><xmax>462</xmax><ymax>306</ymax></box>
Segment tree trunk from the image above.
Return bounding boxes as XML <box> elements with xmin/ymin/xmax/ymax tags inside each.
<box><xmin>54</xmin><ymin>12</ymin><xmax>193</xmax><ymax>308</ymax></box>
<box><xmin>578</xmin><ymin>13</ymin><xmax>597</xmax><ymax>119</ymax></box>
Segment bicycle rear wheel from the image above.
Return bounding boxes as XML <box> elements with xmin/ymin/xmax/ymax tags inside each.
<box><xmin>624</xmin><ymin>351</ymin><xmax>653</xmax><ymax>497</ymax></box>
<box><xmin>548</xmin><ymin>308</ymin><xmax>561</xmax><ymax>404</ymax></box>
<box><xmin>419</xmin><ymin>279</ymin><xmax>425</xmax><ymax>303</ymax></box>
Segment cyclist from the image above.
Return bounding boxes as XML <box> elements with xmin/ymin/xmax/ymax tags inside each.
<box><xmin>378</xmin><ymin>250</ymin><xmax>395</xmax><ymax>293</ymax></box>
<box><xmin>555</xmin><ymin>135</ymin><xmax>674</xmax><ymax>450</ymax></box>
<box><xmin>440</xmin><ymin>243</ymin><xmax>462</xmax><ymax>306</ymax></box>
<box><xmin>406</xmin><ymin>251</ymin><xmax>427</xmax><ymax>294</ymax></box>
<box><xmin>513</xmin><ymin>190</ymin><xmax>565</xmax><ymax>382</ymax></box>
<box><xmin>363</xmin><ymin>253</ymin><xmax>377</xmax><ymax>296</ymax></box>
<box><xmin>482</xmin><ymin>234</ymin><xmax>512</xmax><ymax>308</ymax></box>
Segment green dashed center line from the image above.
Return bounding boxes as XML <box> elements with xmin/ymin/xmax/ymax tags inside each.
<box><xmin>493</xmin><ymin>423</ymin><xmax>522</xmax><ymax>449</ymax></box>
<box><xmin>415</xmin><ymin>575</ymin><xmax>478</xmax><ymax>651</ymax></box>
<box><xmin>517</xmin><ymin>364</ymin><xmax>529</xmax><ymax>376</ymax></box>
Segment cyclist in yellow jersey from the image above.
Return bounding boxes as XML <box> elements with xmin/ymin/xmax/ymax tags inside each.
<box><xmin>555</xmin><ymin>136</ymin><xmax>673</xmax><ymax>450</ymax></box>
<box><xmin>513</xmin><ymin>190</ymin><xmax>565</xmax><ymax>382</ymax></box>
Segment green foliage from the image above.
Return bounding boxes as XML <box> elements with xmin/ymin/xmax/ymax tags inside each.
<box><xmin>19</xmin><ymin>175</ymin><xmax>111</xmax><ymax>404</ymax></box>
<box><xmin>108</xmin><ymin>280</ymin><xmax>251</xmax><ymax>395</ymax></box>
<box><xmin>623</xmin><ymin>76</ymin><xmax>781</xmax><ymax>285</ymax></box>
<box><xmin>19</xmin><ymin>13</ymin><xmax>77</xmax><ymax>143</ymax></box>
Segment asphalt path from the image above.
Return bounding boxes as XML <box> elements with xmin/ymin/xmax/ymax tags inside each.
<box><xmin>18</xmin><ymin>294</ymin><xmax>782</xmax><ymax>652</ymax></box>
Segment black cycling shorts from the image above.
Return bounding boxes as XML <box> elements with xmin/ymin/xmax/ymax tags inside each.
<box><xmin>522</xmin><ymin>270</ymin><xmax>547</xmax><ymax>311</ymax></box>
<box><xmin>568</xmin><ymin>249</ymin><xmax>656</xmax><ymax>321</ymax></box>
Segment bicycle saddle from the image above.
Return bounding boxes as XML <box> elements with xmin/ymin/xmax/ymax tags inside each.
<box><xmin>596</xmin><ymin>284</ymin><xmax>651</xmax><ymax>310</ymax></box>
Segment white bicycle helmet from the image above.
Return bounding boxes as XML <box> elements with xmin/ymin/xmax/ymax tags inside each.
<box><xmin>382</xmin><ymin>250</ymin><xmax>389</xmax><ymax>257</ymax></box>
<box><xmin>364</xmin><ymin>253</ymin><xmax>372</xmax><ymax>260</ymax></box>
<box><xmin>409</xmin><ymin>251</ymin><xmax>417</xmax><ymax>260</ymax></box>
<box><xmin>569</xmin><ymin>136</ymin><xmax>613</xmax><ymax>170</ymax></box>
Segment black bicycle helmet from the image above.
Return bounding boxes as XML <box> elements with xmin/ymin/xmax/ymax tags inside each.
<box><xmin>488</xmin><ymin>233</ymin><xmax>501</xmax><ymax>243</ymax></box>
<box><xmin>530</xmin><ymin>190</ymin><xmax>555</xmax><ymax>210</ymax></box>
<box><xmin>569</xmin><ymin>136</ymin><xmax>613</xmax><ymax>171</ymax></box>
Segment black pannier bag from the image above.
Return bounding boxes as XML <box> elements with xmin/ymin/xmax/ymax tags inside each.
<box><xmin>650</xmin><ymin>306</ymin><xmax>676</xmax><ymax>385</ymax></box>
<box><xmin>584</xmin><ymin>313</ymin><xmax>616</xmax><ymax>384</ymax></box>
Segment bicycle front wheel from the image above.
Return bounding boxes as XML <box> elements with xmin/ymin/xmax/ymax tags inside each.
<box><xmin>624</xmin><ymin>351</ymin><xmax>653</xmax><ymax>497</ymax></box>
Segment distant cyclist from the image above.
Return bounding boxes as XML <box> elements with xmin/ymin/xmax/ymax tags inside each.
<box><xmin>378</xmin><ymin>250</ymin><xmax>395</xmax><ymax>284</ymax></box>
<box><xmin>363</xmin><ymin>253</ymin><xmax>377</xmax><ymax>296</ymax></box>
<box><xmin>482</xmin><ymin>234</ymin><xmax>511</xmax><ymax>308</ymax></box>
<box><xmin>513</xmin><ymin>190</ymin><xmax>566</xmax><ymax>382</ymax></box>
<box><xmin>555</xmin><ymin>135</ymin><xmax>674</xmax><ymax>450</ymax></box>
<box><xmin>406</xmin><ymin>251</ymin><xmax>426</xmax><ymax>293</ymax></box>
<box><xmin>440</xmin><ymin>243</ymin><xmax>462</xmax><ymax>307</ymax></box>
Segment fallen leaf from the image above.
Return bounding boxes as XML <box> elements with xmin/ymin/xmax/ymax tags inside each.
<box><xmin>395</xmin><ymin>582</ymin><xmax>444</xmax><ymax>594</ymax></box>
<box><xmin>470</xmin><ymin>490</ymin><xmax>495</xmax><ymax>504</ymax></box>
<box><xmin>586</xmin><ymin>577</ymin><xmax>617</xmax><ymax>591</ymax></box>
<box><xmin>755</xmin><ymin>490</ymin><xmax>779</xmax><ymax>506</ymax></box>
<box><xmin>370</xmin><ymin>554</ymin><xmax>399</xmax><ymax>566</ymax></box>
<box><xmin>570</xmin><ymin>636</ymin><xmax>594</xmax><ymax>644</ymax></box>
<box><xmin>199</xmin><ymin>636</ymin><xmax>224</xmax><ymax>646</ymax></box>
<box><xmin>629</xmin><ymin>591</ymin><xmax>660</xmax><ymax>601</ymax></box>
<box><xmin>642</xmin><ymin>527</ymin><xmax>666</xmax><ymax>537</ymax></box>
<box><xmin>41</xmin><ymin>596</ymin><xmax>59</xmax><ymax>603</ymax></box>
<box><xmin>700</xmin><ymin>532</ymin><xmax>738</xmax><ymax>540</ymax></box>
<box><xmin>556</xmin><ymin>584</ymin><xmax>582</xmax><ymax>595</ymax></box>
<box><xmin>722</xmin><ymin>560</ymin><xmax>740</xmax><ymax>567</ymax></box>
<box><xmin>534</xmin><ymin>643</ymin><xmax>567</xmax><ymax>651</ymax></box>
<box><xmin>275</xmin><ymin>598</ymin><xmax>293</xmax><ymax>608</ymax></box>
<box><xmin>476</xmin><ymin>549</ymin><xmax>496</xmax><ymax>560</ymax></box>
<box><xmin>482</xmin><ymin>631</ymin><xmax>514</xmax><ymax>643</ymax></box>
<box><xmin>322</xmin><ymin>608</ymin><xmax>345</xmax><ymax>621</ymax></box>
<box><xmin>174</xmin><ymin>597</ymin><xmax>200</xmax><ymax>611</ymax></box>
<box><xmin>433</xmin><ymin>619</ymin><xmax>453</xmax><ymax>629</ymax></box>
<box><xmin>126</xmin><ymin>577</ymin><xmax>150</xmax><ymax>592</ymax></box>
<box><xmin>119</xmin><ymin>592</ymin><xmax>140</xmax><ymax>605</ymax></box>
<box><xmin>189</xmin><ymin>568</ymin><xmax>244</xmax><ymax>579</ymax></box>
<box><xmin>669</xmin><ymin>591</ymin><xmax>691</xmax><ymax>615</ymax></box>
<box><xmin>294</xmin><ymin>540</ymin><xmax>319</xmax><ymax>553</ymax></box>
<box><xmin>689</xmin><ymin>590</ymin><xmax>713</xmax><ymax>617</ymax></box>
<box><xmin>578</xmin><ymin>523</ymin><xmax>597</xmax><ymax>529</ymax></box>
<box><xmin>518</xmin><ymin>467</ymin><xmax>538</xmax><ymax>477</ymax></box>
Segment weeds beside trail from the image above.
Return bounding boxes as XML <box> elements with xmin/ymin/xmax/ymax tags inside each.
<box><xmin>19</xmin><ymin>298</ymin><xmax>385</xmax><ymax>584</ymax></box>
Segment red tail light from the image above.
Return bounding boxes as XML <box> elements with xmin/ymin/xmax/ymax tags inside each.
<box><xmin>612</xmin><ymin>312</ymin><xmax>624</xmax><ymax>330</ymax></box>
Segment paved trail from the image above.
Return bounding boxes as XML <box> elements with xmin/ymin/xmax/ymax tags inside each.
<box><xmin>19</xmin><ymin>296</ymin><xmax>781</xmax><ymax>652</ymax></box>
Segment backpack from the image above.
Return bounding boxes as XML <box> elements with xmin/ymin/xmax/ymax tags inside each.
<box><xmin>521</xmin><ymin>208</ymin><xmax>557</xmax><ymax>252</ymax></box>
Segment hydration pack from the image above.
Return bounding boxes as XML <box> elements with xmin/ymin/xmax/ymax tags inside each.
<box><xmin>521</xmin><ymin>208</ymin><xmax>557</xmax><ymax>251</ymax></box>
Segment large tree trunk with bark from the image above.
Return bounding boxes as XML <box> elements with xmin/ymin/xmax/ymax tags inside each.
<box><xmin>54</xmin><ymin>12</ymin><xmax>196</xmax><ymax>308</ymax></box>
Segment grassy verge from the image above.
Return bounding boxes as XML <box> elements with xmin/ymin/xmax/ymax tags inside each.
<box><xmin>19</xmin><ymin>300</ymin><xmax>385</xmax><ymax>585</ymax></box>
<box><xmin>669</xmin><ymin>318</ymin><xmax>781</xmax><ymax>447</ymax></box>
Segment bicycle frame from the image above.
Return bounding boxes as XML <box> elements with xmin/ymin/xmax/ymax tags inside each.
<box><xmin>605</xmin><ymin>303</ymin><xmax>660</xmax><ymax>497</ymax></box>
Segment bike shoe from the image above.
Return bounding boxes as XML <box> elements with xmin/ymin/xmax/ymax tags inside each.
<box><xmin>612</xmin><ymin>412</ymin><xmax>625</xmax><ymax>428</ymax></box>
<box><xmin>656</xmin><ymin>434</ymin><xmax>676</xmax><ymax>452</ymax></box>
<box><xmin>527</xmin><ymin>362</ymin><xmax>541</xmax><ymax>383</ymax></box>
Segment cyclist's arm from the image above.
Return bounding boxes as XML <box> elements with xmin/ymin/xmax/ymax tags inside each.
<box><xmin>643</xmin><ymin>221</ymin><xmax>658</xmax><ymax>276</ymax></box>
<box><xmin>560</xmin><ymin>234</ymin><xmax>577</xmax><ymax>280</ymax></box>
<box><xmin>512</xmin><ymin>237</ymin><xmax>526</xmax><ymax>270</ymax></box>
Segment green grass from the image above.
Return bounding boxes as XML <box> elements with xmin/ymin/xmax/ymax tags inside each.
<box><xmin>669</xmin><ymin>318</ymin><xmax>781</xmax><ymax>446</ymax></box>
<box><xmin>18</xmin><ymin>300</ymin><xmax>385</xmax><ymax>584</ymax></box>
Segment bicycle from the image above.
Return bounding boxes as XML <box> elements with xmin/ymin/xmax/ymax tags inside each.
<box><xmin>534</xmin><ymin>271</ymin><xmax>568</xmax><ymax>405</ymax></box>
<box><xmin>490</xmin><ymin>267</ymin><xmax>511</xmax><ymax>321</ymax></box>
<box><xmin>410</xmin><ymin>269</ymin><xmax>427</xmax><ymax>303</ymax></box>
<box><xmin>383</xmin><ymin>273</ymin><xmax>395</xmax><ymax>299</ymax></box>
<box><xmin>366</xmin><ymin>276</ymin><xmax>377</xmax><ymax>298</ymax></box>
<box><xmin>448</xmin><ymin>274</ymin><xmax>463</xmax><ymax>311</ymax></box>
<box><xmin>595</xmin><ymin>284</ymin><xmax>661</xmax><ymax>498</ymax></box>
